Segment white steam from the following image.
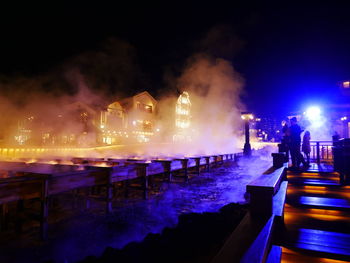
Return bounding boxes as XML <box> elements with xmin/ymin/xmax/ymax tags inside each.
<box><xmin>157</xmin><ymin>54</ymin><xmax>245</xmax><ymax>155</ymax></box>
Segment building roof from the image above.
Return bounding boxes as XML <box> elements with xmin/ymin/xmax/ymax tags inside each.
<box><xmin>118</xmin><ymin>91</ymin><xmax>157</xmax><ymax>110</ymax></box>
<box><xmin>63</xmin><ymin>101</ymin><xmax>97</xmax><ymax>116</ymax></box>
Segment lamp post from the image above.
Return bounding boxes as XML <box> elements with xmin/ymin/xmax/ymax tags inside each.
<box><xmin>241</xmin><ymin>112</ymin><xmax>253</xmax><ymax>157</ymax></box>
<box><xmin>341</xmin><ymin>116</ymin><xmax>348</xmax><ymax>138</ymax></box>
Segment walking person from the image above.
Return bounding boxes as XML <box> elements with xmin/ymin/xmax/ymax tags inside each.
<box><xmin>289</xmin><ymin>117</ymin><xmax>307</xmax><ymax>169</ymax></box>
<box><xmin>302</xmin><ymin>131</ymin><xmax>311</xmax><ymax>165</ymax></box>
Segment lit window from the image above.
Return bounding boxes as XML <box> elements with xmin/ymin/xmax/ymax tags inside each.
<box><xmin>144</xmin><ymin>105</ymin><xmax>152</xmax><ymax>113</ymax></box>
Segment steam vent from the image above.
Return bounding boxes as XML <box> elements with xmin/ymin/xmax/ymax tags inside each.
<box><xmin>2</xmin><ymin>2</ymin><xmax>350</xmax><ymax>263</ymax></box>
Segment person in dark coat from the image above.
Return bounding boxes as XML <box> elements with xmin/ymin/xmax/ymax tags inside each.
<box><xmin>281</xmin><ymin>120</ymin><xmax>291</xmax><ymax>160</ymax></box>
<box><xmin>289</xmin><ymin>117</ymin><xmax>307</xmax><ymax>169</ymax></box>
<box><xmin>302</xmin><ymin>131</ymin><xmax>311</xmax><ymax>165</ymax></box>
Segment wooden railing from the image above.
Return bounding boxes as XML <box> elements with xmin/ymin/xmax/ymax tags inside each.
<box><xmin>333</xmin><ymin>138</ymin><xmax>350</xmax><ymax>184</ymax></box>
<box><xmin>310</xmin><ymin>141</ymin><xmax>333</xmax><ymax>163</ymax></box>
<box><xmin>212</xmin><ymin>159</ymin><xmax>288</xmax><ymax>263</ymax></box>
<box><xmin>278</xmin><ymin>140</ymin><xmax>334</xmax><ymax>164</ymax></box>
<box><xmin>0</xmin><ymin>153</ymin><xmax>238</xmax><ymax>240</ymax></box>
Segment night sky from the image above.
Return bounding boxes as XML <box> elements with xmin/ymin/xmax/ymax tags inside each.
<box><xmin>1</xmin><ymin>1</ymin><xmax>350</xmax><ymax>116</ymax></box>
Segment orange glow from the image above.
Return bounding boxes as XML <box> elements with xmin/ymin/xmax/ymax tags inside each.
<box><xmin>26</xmin><ymin>159</ymin><xmax>38</xmax><ymax>164</ymax></box>
<box><xmin>308</xmin><ymin>213</ymin><xmax>348</xmax><ymax>221</ymax></box>
<box><xmin>90</xmin><ymin>162</ymin><xmax>110</xmax><ymax>167</ymax></box>
<box><xmin>175</xmin><ymin>92</ymin><xmax>191</xmax><ymax>125</ymax></box>
<box><xmin>241</xmin><ymin>113</ymin><xmax>254</xmax><ymax>120</ymax></box>
<box><xmin>287</xmin><ymin>188</ymin><xmax>327</xmax><ymax>195</ymax></box>
<box><xmin>343</xmin><ymin>81</ymin><xmax>350</xmax><ymax>88</ymax></box>
<box><xmin>302</xmin><ymin>185</ymin><xmax>327</xmax><ymax>190</ymax></box>
<box><xmin>307</xmin><ymin>208</ymin><xmax>342</xmax><ymax>215</ymax></box>
<box><xmin>174</xmin><ymin>92</ymin><xmax>191</xmax><ymax>142</ymax></box>
<box><xmin>282</xmin><ymin>247</ymin><xmax>348</xmax><ymax>262</ymax></box>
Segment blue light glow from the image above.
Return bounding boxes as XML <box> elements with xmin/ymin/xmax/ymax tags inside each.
<box><xmin>305</xmin><ymin>106</ymin><xmax>321</xmax><ymax>121</ymax></box>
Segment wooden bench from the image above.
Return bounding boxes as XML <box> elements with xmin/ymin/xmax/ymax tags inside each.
<box><xmin>0</xmin><ymin>163</ymin><xmax>114</xmax><ymax>239</ymax></box>
<box><xmin>151</xmin><ymin>159</ymin><xmax>173</xmax><ymax>182</ymax></box>
<box><xmin>148</xmin><ymin>158</ymin><xmax>190</xmax><ymax>182</ymax></box>
<box><xmin>0</xmin><ymin>175</ymin><xmax>46</xmax><ymax>233</ymax></box>
<box><xmin>187</xmin><ymin>157</ymin><xmax>201</xmax><ymax>175</ymax></box>
<box><xmin>113</xmin><ymin>163</ymin><xmax>150</xmax><ymax>200</ymax></box>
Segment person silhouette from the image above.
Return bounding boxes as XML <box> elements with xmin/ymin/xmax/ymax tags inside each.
<box><xmin>302</xmin><ymin>130</ymin><xmax>311</xmax><ymax>165</ymax></box>
<box><xmin>289</xmin><ymin>117</ymin><xmax>307</xmax><ymax>169</ymax></box>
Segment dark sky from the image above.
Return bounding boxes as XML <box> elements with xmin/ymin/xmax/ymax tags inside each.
<box><xmin>1</xmin><ymin>1</ymin><xmax>350</xmax><ymax>116</ymax></box>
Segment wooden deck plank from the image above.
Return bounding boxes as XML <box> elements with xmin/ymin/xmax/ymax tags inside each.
<box><xmin>296</xmin><ymin>228</ymin><xmax>350</xmax><ymax>248</ymax></box>
<box><xmin>308</xmin><ymin>163</ymin><xmax>335</xmax><ymax>173</ymax></box>
<box><xmin>282</xmin><ymin>247</ymin><xmax>349</xmax><ymax>263</ymax></box>
<box><xmin>298</xmin><ymin>196</ymin><xmax>350</xmax><ymax>211</ymax></box>
<box><xmin>284</xmin><ymin>161</ymin><xmax>350</xmax><ymax>261</ymax></box>
<box><xmin>284</xmin><ymin>228</ymin><xmax>350</xmax><ymax>261</ymax></box>
<box><xmin>288</xmin><ymin>180</ymin><xmax>341</xmax><ymax>187</ymax></box>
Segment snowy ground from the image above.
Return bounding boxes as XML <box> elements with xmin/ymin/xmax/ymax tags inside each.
<box><xmin>0</xmin><ymin>155</ymin><xmax>271</xmax><ymax>263</ymax></box>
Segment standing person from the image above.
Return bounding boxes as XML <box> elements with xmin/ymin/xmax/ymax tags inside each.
<box><xmin>281</xmin><ymin>120</ymin><xmax>291</xmax><ymax>160</ymax></box>
<box><xmin>302</xmin><ymin>131</ymin><xmax>311</xmax><ymax>165</ymax></box>
<box><xmin>332</xmin><ymin>131</ymin><xmax>340</xmax><ymax>144</ymax></box>
<box><xmin>289</xmin><ymin>117</ymin><xmax>307</xmax><ymax>169</ymax></box>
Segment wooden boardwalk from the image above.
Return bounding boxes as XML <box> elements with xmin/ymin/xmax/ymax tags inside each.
<box><xmin>212</xmin><ymin>159</ymin><xmax>350</xmax><ymax>263</ymax></box>
<box><xmin>0</xmin><ymin>153</ymin><xmax>235</xmax><ymax>240</ymax></box>
<box><xmin>282</xmin><ymin>164</ymin><xmax>350</xmax><ymax>262</ymax></box>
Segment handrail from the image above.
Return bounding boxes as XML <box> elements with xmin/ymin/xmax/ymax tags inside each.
<box><xmin>310</xmin><ymin>140</ymin><xmax>332</xmax><ymax>143</ymax></box>
<box><xmin>212</xmin><ymin>164</ymin><xmax>288</xmax><ymax>263</ymax></box>
<box><xmin>278</xmin><ymin>140</ymin><xmax>334</xmax><ymax>164</ymax></box>
<box><xmin>309</xmin><ymin>141</ymin><xmax>333</xmax><ymax>164</ymax></box>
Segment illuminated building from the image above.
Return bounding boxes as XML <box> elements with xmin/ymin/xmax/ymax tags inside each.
<box><xmin>255</xmin><ymin>115</ymin><xmax>281</xmax><ymax>142</ymax></box>
<box><xmin>174</xmin><ymin>91</ymin><xmax>191</xmax><ymax>142</ymax></box>
<box><xmin>12</xmin><ymin>101</ymin><xmax>99</xmax><ymax>147</ymax></box>
<box><xmin>99</xmin><ymin>101</ymin><xmax>126</xmax><ymax>145</ymax></box>
<box><xmin>100</xmin><ymin>91</ymin><xmax>157</xmax><ymax>144</ymax></box>
<box><xmin>4</xmin><ymin>91</ymin><xmax>198</xmax><ymax>147</ymax></box>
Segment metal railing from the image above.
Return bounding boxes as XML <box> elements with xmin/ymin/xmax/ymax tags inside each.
<box><xmin>309</xmin><ymin>141</ymin><xmax>333</xmax><ymax>164</ymax></box>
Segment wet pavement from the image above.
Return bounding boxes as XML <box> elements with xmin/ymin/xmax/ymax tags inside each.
<box><xmin>0</xmin><ymin>156</ymin><xmax>271</xmax><ymax>263</ymax></box>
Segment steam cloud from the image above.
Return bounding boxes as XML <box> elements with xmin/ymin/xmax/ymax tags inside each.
<box><xmin>175</xmin><ymin>54</ymin><xmax>244</xmax><ymax>154</ymax></box>
<box><xmin>0</xmin><ymin>33</ymin><xmax>247</xmax><ymax>158</ymax></box>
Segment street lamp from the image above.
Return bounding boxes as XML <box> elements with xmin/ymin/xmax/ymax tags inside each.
<box><xmin>341</xmin><ymin>116</ymin><xmax>348</xmax><ymax>138</ymax></box>
<box><xmin>241</xmin><ymin>112</ymin><xmax>254</xmax><ymax>157</ymax></box>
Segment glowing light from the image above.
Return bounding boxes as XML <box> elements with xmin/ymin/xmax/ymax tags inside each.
<box><xmin>175</xmin><ymin>92</ymin><xmax>191</xmax><ymax>129</ymax></box>
<box><xmin>343</xmin><ymin>81</ymin><xmax>350</xmax><ymax>88</ymax></box>
<box><xmin>100</xmin><ymin>124</ymin><xmax>105</xmax><ymax>129</ymax></box>
<box><xmin>341</xmin><ymin>116</ymin><xmax>347</xmax><ymax>121</ymax></box>
<box><xmin>305</xmin><ymin>106</ymin><xmax>321</xmax><ymax>121</ymax></box>
<box><xmin>241</xmin><ymin>112</ymin><xmax>254</xmax><ymax>120</ymax></box>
